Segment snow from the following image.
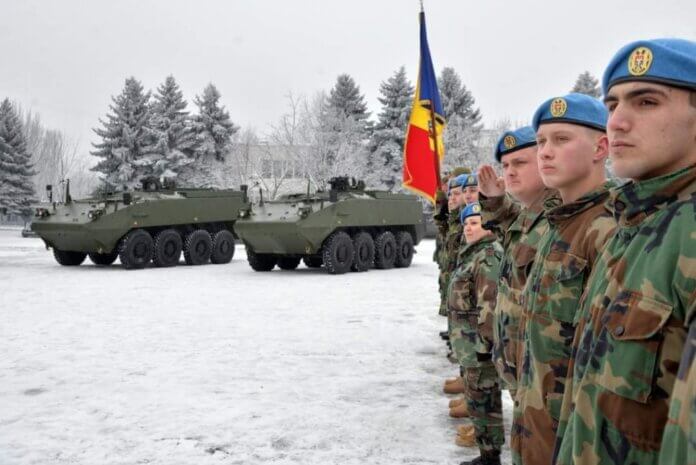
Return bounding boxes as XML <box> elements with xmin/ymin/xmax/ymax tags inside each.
<box><xmin>0</xmin><ymin>229</ymin><xmax>513</xmax><ymax>465</ymax></box>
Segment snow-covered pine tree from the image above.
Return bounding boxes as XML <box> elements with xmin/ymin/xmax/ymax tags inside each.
<box><xmin>367</xmin><ymin>66</ymin><xmax>414</xmax><ymax>189</ymax></box>
<box><xmin>571</xmin><ymin>71</ymin><xmax>601</xmax><ymax>98</ymax></box>
<box><xmin>327</xmin><ymin>74</ymin><xmax>372</xmax><ymax>135</ymax></box>
<box><xmin>91</xmin><ymin>77</ymin><xmax>154</xmax><ymax>190</ymax></box>
<box><xmin>184</xmin><ymin>84</ymin><xmax>238</xmax><ymax>187</ymax></box>
<box><xmin>147</xmin><ymin>75</ymin><xmax>196</xmax><ymax>181</ymax></box>
<box><xmin>438</xmin><ymin>67</ymin><xmax>484</xmax><ymax>171</ymax></box>
<box><xmin>0</xmin><ymin>99</ymin><xmax>36</xmax><ymax>219</ymax></box>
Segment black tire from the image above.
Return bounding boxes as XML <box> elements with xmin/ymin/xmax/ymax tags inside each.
<box><xmin>374</xmin><ymin>231</ymin><xmax>397</xmax><ymax>269</ymax></box>
<box><xmin>53</xmin><ymin>249</ymin><xmax>86</xmax><ymax>266</ymax></box>
<box><xmin>395</xmin><ymin>231</ymin><xmax>415</xmax><ymax>268</ymax></box>
<box><xmin>88</xmin><ymin>251</ymin><xmax>118</xmax><ymax>266</ymax></box>
<box><xmin>277</xmin><ymin>256</ymin><xmax>301</xmax><ymax>270</ymax></box>
<box><xmin>118</xmin><ymin>229</ymin><xmax>154</xmax><ymax>270</ymax></box>
<box><xmin>152</xmin><ymin>229</ymin><xmax>182</xmax><ymax>267</ymax></box>
<box><xmin>322</xmin><ymin>231</ymin><xmax>354</xmax><ymax>274</ymax></box>
<box><xmin>351</xmin><ymin>231</ymin><xmax>374</xmax><ymax>272</ymax></box>
<box><xmin>247</xmin><ymin>247</ymin><xmax>277</xmax><ymax>271</ymax></box>
<box><xmin>211</xmin><ymin>230</ymin><xmax>236</xmax><ymax>264</ymax></box>
<box><xmin>303</xmin><ymin>256</ymin><xmax>322</xmax><ymax>268</ymax></box>
<box><xmin>183</xmin><ymin>229</ymin><xmax>212</xmax><ymax>266</ymax></box>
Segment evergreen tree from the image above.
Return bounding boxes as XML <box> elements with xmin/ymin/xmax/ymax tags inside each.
<box><xmin>368</xmin><ymin>66</ymin><xmax>414</xmax><ymax>189</ymax></box>
<box><xmin>437</xmin><ymin>67</ymin><xmax>483</xmax><ymax>170</ymax></box>
<box><xmin>148</xmin><ymin>75</ymin><xmax>195</xmax><ymax>179</ymax></box>
<box><xmin>178</xmin><ymin>84</ymin><xmax>237</xmax><ymax>187</ymax></box>
<box><xmin>327</xmin><ymin>74</ymin><xmax>372</xmax><ymax>135</ymax></box>
<box><xmin>0</xmin><ymin>99</ymin><xmax>36</xmax><ymax>218</ymax></box>
<box><xmin>91</xmin><ymin>77</ymin><xmax>154</xmax><ymax>189</ymax></box>
<box><xmin>571</xmin><ymin>71</ymin><xmax>601</xmax><ymax>98</ymax></box>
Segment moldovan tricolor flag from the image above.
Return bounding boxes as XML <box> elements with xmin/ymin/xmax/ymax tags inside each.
<box><xmin>402</xmin><ymin>10</ymin><xmax>445</xmax><ymax>204</ymax></box>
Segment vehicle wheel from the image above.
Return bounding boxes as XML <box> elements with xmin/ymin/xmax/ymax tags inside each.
<box><xmin>374</xmin><ymin>231</ymin><xmax>396</xmax><ymax>269</ymax></box>
<box><xmin>211</xmin><ymin>230</ymin><xmax>236</xmax><ymax>264</ymax></box>
<box><xmin>118</xmin><ymin>229</ymin><xmax>154</xmax><ymax>270</ymax></box>
<box><xmin>153</xmin><ymin>229</ymin><xmax>182</xmax><ymax>267</ymax></box>
<box><xmin>277</xmin><ymin>256</ymin><xmax>301</xmax><ymax>270</ymax></box>
<box><xmin>88</xmin><ymin>251</ymin><xmax>118</xmax><ymax>266</ymax></box>
<box><xmin>53</xmin><ymin>248</ymin><xmax>86</xmax><ymax>266</ymax></box>
<box><xmin>183</xmin><ymin>229</ymin><xmax>212</xmax><ymax>266</ymax></box>
<box><xmin>303</xmin><ymin>256</ymin><xmax>322</xmax><ymax>268</ymax></box>
<box><xmin>351</xmin><ymin>231</ymin><xmax>374</xmax><ymax>272</ymax></box>
<box><xmin>322</xmin><ymin>231</ymin><xmax>354</xmax><ymax>274</ymax></box>
<box><xmin>395</xmin><ymin>231</ymin><xmax>415</xmax><ymax>268</ymax></box>
<box><xmin>246</xmin><ymin>247</ymin><xmax>277</xmax><ymax>271</ymax></box>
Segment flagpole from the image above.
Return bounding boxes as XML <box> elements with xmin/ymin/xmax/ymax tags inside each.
<box><xmin>420</xmin><ymin>3</ymin><xmax>442</xmax><ymax>193</ymax></box>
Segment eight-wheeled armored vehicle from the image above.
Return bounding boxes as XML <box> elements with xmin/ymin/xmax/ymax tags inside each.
<box><xmin>234</xmin><ymin>177</ymin><xmax>425</xmax><ymax>274</ymax></box>
<box><xmin>31</xmin><ymin>178</ymin><xmax>250</xmax><ymax>269</ymax></box>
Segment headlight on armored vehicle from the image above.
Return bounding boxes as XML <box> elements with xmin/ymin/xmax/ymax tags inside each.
<box><xmin>298</xmin><ymin>206</ymin><xmax>312</xmax><ymax>218</ymax></box>
<box><xmin>87</xmin><ymin>209</ymin><xmax>105</xmax><ymax>220</ymax></box>
<box><xmin>34</xmin><ymin>207</ymin><xmax>50</xmax><ymax>218</ymax></box>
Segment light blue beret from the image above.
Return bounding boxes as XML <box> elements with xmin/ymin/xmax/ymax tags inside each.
<box><xmin>532</xmin><ymin>93</ymin><xmax>607</xmax><ymax>132</ymax></box>
<box><xmin>602</xmin><ymin>38</ymin><xmax>696</xmax><ymax>94</ymax></box>
<box><xmin>494</xmin><ymin>126</ymin><xmax>537</xmax><ymax>162</ymax></box>
<box><xmin>460</xmin><ymin>202</ymin><xmax>482</xmax><ymax>223</ymax></box>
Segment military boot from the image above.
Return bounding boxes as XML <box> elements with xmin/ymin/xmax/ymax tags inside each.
<box><xmin>459</xmin><ymin>450</ymin><xmax>501</xmax><ymax>465</ymax></box>
<box><xmin>439</xmin><ymin>330</ymin><xmax>450</xmax><ymax>341</ymax></box>
<box><xmin>443</xmin><ymin>376</ymin><xmax>466</xmax><ymax>394</ymax></box>
<box><xmin>448</xmin><ymin>397</ymin><xmax>466</xmax><ymax>408</ymax></box>
<box><xmin>449</xmin><ymin>400</ymin><xmax>470</xmax><ymax>418</ymax></box>
<box><xmin>455</xmin><ymin>424</ymin><xmax>476</xmax><ymax>447</ymax></box>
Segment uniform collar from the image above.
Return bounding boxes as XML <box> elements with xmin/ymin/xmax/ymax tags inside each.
<box><xmin>520</xmin><ymin>188</ymin><xmax>561</xmax><ymax>233</ymax></box>
<box><xmin>459</xmin><ymin>233</ymin><xmax>497</xmax><ymax>255</ymax></box>
<box><xmin>546</xmin><ymin>181</ymin><xmax>615</xmax><ymax>225</ymax></box>
<box><xmin>609</xmin><ymin>164</ymin><xmax>696</xmax><ymax>227</ymax></box>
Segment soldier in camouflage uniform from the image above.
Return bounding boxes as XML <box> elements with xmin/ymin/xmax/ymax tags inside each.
<box><xmin>435</xmin><ymin>167</ymin><xmax>472</xmax><ymax>318</ymax></box>
<box><xmin>448</xmin><ymin>202</ymin><xmax>504</xmax><ymax>465</ymax></box>
<box><xmin>443</xmin><ymin>174</ymin><xmax>481</xmax><ymax>397</ymax></box>
<box><xmin>511</xmin><ymin>93</ymin><xmax>618</xmax><ymax>465</ymax></box>
<box><xmin>478</xmin><ymin>126</ymin><xmax>560</xmax><ymax>397</ymax></box>
<box><xmin>555</xmin><ymin>38</ymin><xmax>696</xmax><ymax>465</ymax></box>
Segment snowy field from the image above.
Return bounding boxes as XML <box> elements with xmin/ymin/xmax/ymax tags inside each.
<box><xmin>0</xmin><ymin>228</ymin><xmax>513</xmax><ymax>465</ymax></box>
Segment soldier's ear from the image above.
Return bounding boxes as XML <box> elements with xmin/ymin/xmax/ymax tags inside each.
<box><xmin>593</xmin><ymin>134</ymin><xmax>609</xmax><ymax>162</ymax></box>
<box><xmin>690</xmin><ymin>91</ymin><xmax>696</xmax><ymax>109</ymax></box>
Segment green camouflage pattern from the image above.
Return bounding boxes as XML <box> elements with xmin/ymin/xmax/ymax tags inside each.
<box><xmin>447</xmin><ymin>234</ymin><xmax>502</xmax><ymax>367</ymax></box>
<box><xmin>659</xmin><ymin>317</ymin><xmax>696</xmax><ymax>465</ymax></box>
<box><xmin>438</xmin><ymin>208</ymin><xmax>463</xmax><ymax>316</ymax></box>
<box><xmin>511</xmin><ymin>182</ymin><xmax>617</xmax><ymax>465</ymax></box>
<box><xmin>556</xmin><ymin>166</ymin><xmax>696</xmax><ymax>465</ymax></box>
<box><xmin>480</xmin><ymin>189</ymin><xmax>560</xmax><ymax>392</ymax></box>
<box><xmin>448</xmin><ymin>234</ymin><xmax>504</xmax><ymax>453</ymax></box>
<box><xmin>465</xmin><ymin>363</ymin><xmax>505</xmax><ymax>452</ymax></box>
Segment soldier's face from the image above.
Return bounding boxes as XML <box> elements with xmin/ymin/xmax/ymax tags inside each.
<box><xmin>536</xmin><ymin>123</ymin><xmax>607</xmax><ymax>190</ymax></box>
<box><xmin>448</xmin><ymin>187</ymin><xmax>463</xmax><ymax>211</ymax></box>
<box><xmin>463</xmin><ymin>216</ymin><xmax>488</xmax><ymax>243</ymax></box>
<box><xmin>461</xmin><ymin>186</ymin><xmax>479</xmax><ymax>205</ymax></box>
<box><xmin>501</xmin><ymin>145</ymin><xmax>545</xmax><ymax>204</ymax></box>
<box><xmin>605</xmin><ymin>82</ymin><xmax>696</xmax><ymax>180</ymax></box>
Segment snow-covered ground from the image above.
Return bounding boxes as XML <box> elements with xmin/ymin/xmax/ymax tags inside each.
<box><xmin>0</xmin><ymin>229</ymin><xmax>513</xmax><ymax>465</ymax></box>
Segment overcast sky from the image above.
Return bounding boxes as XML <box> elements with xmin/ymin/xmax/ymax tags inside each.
<box><xmin>2</xmin><ymin>0</ymin><xmax>695</xmax><ymax>154</ymax></box>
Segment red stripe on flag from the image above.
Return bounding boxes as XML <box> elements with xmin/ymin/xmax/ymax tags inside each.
<box><xmin>403</xmin><ymin>124</ymin><xmax>438</xmax><ymax>203</ymax></box>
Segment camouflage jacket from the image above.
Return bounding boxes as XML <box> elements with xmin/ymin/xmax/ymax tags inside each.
<box><xmin>433</xmin><ymin>194</ymin><xmax>449</xmax><ymax>265</ymax></box>
<box><xmin>447</xmin><ymin>235</ymin><xmax>503</xmax><ymax>367</ymax></box>
<box><xmin>512</xmin><ymin>182</ymin><xmax>617</xmax><ymax>465</ymax></box>
<box><xmin>556</xmin><ymin>166</ymin><xmax>696</xmax><ymax>465</ymax></box>
<box><xmin>439</xmin><ymin>209</ymin><xmax>463</xmax><ymax>272</ymax></box>
<box><xmin>480</xmin><ymin>189</ymin><xmax>560</xmax><ymax>391</ymax></box>
<box><xmin>659</xmin><ymin>317</ymin><xmax>696</xmax><ymax>465</ymax></box>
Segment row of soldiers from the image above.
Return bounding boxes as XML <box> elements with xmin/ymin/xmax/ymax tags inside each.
<box><xmin>432</xmin><ymin>37</ymin><xmax>695</xmax><ymax>465</ymax></box>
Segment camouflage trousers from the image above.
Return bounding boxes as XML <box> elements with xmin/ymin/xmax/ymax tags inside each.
<box><xmin>438</xmin><ymin>270</ymin><xmax>452</xmax><ymax>316</ymax></box>
<box><xmin>464</xmin><ymin>363</ymin><xmax>504</xmax><ymax>453</ymax></box>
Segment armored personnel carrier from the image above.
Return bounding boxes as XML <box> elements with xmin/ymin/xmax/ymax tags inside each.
<box><xmin>31</xmin><ymin>177</ymin><xmax>250</xmax><ymax>269</ymax></box>
<box><xmin>234</xmin><ymin>177</ymin><xmax>425</xmax><ymax>274</ymax></box>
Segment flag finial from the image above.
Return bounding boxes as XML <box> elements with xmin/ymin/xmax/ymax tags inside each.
<box><xmin>420</xmin><ymin>0</ymin><xmax>424</xmax><ymax>12</ymax></box>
